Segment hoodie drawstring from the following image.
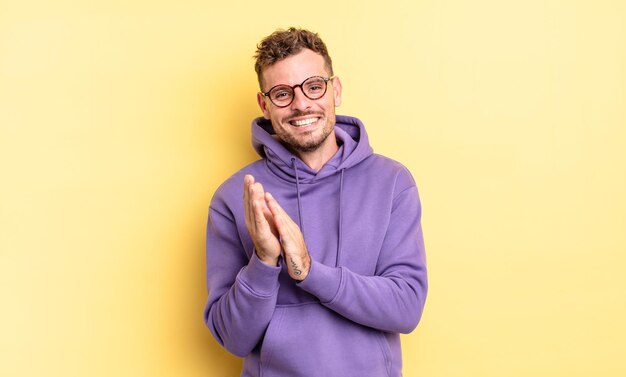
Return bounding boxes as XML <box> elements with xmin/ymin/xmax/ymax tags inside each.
<box><xmin>336</xmin><ymin>168</ymin><xmax>345</xmax><ymax>267</ymax></box>
<box><xmin>291</xmin><ymin>158</ymin><xmax>305</xmax><ymax>238</ymax></box>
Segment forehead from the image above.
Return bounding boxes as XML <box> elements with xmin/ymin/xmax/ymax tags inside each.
<box><xmin>261</xmin><ymin>49</ymin><xmax>329</xmax><ymax>89</ymax></box>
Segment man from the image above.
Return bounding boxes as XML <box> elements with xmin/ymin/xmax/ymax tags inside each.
<box><xmin>204</xmin><ymin>28</ymin><xmax>427</xmax><ymax>377</ymax></box>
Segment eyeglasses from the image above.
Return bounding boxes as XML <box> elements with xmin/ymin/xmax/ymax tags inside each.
<box><xmin>262</xmin><ymin>76</ymin><xmax>334</xmax><ymax>108</ymax></box>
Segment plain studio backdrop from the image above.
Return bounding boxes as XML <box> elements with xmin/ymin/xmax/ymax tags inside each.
<box><xmin>1</xmin><ymin>1</ymin><xmax>625</xmax><ymax>376</ymax></box>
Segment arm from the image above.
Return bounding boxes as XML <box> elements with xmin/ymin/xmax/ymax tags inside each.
<box><xmin>285</xmin><ymin>186</ymin><xmax>427</xmax><ymax>333</ymax></box>
<box><xmin>203</xmin><ymin>183</ymin><xmax>282</xmax><ymax>356</ymax></box>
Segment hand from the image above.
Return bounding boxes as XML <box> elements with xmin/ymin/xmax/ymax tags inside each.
<box><xmin>265</xmin><ymin>192</ymin><xmax>311</xmax><ymax>281</ymax></box>
<box><xmin>243</xmin><ymin>175</ymin><xmax>281</xmax><ymax>266</ymax></box>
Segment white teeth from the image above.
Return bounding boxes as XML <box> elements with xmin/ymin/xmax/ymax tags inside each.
<box><xmin>291</xmin><ymin>117</ymin><xmax>318</xmax><ymax>126</ymax></box>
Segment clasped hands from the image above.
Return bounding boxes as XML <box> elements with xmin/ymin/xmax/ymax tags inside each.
<box><xmin>243</xmin><ymin>174</ymin><xmax>311</xmax><ymax>281</ymax></box>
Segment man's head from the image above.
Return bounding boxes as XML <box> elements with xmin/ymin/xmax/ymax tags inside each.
<box><xmin>254</xmin><ymin>28</ymin><xmax>333</xmax><ymax>90</ymax></box>
<box><xmin>254</xmin><ymin>28</ymin><xmax>342</xmax><ymax>156</ymax></box>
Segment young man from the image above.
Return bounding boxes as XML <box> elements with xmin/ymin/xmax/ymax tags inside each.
<box><xmin>204</xmin><ymin>28</ymin><xmax>427</xmax><ymax>377</ymax></box>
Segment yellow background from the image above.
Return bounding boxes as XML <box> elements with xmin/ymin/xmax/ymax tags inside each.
<box><xmin>2</xmin><ymin>0</ymin><xmax>625</xmax><ymax>376</ymax></box>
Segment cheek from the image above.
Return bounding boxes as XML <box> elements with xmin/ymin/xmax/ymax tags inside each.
<box><xmin>323</xmin><ymin>100</ymin><xmax>336</xmax><ymax>114</ymax></box>
<box><xmin>271</xmin><ymin>111</ymin><xmax>289</xmax><ymax>126</ymax></box>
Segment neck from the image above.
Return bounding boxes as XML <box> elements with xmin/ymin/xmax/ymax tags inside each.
<box><xmin>296</xmin><ymin>147</ymin><xmax>338</xmax><ymax>172</ymax></box>
<box><xmin>290</xmin><ymin>135</ymin><xmax>339</xmax><ymax>172</ymax></box>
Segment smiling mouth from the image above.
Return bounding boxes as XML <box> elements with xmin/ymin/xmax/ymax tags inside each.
<box><xmin>289</xmin><ymin>117</ymin><xmax>319</xmax><ymax>127</ymax></box>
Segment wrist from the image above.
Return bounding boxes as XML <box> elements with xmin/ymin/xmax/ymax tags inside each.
<box><xmin>255</xmin><ymin>249</ymin><xmax>279</xmax><ymax>267</ymax></box>
<box><xmin>289</xmin><ymin>254</ymin><xmax>311</xmax><ymax>281</ymax></box>
<box><xmin>300</xmin><ymin>255</ymin><xmax>311</xmax><ymax>281</ymax></box>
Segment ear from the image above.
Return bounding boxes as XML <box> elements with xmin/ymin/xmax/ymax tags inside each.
<box><xmin>257</xmin><ymin>92</ymin><xmax>271</xmax><ymax>119</ymax></box>
<box><xmin>331</xmin><ymin>76</ymin><xmax>342</xmax><ymax>107</ymax></box>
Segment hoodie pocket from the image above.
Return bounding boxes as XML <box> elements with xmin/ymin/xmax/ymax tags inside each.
<box><xmin>375</xmin><ymin>331</ymin><xmax>393</xmax><ymax>376</ymax></box>
<box><xmin>259</xmin><ymin>304</ymin><xmax>392</xmax><ymax>377</ymax></box>
<box><xmin>259</xmin><ymin>307</ymin><xmax>285</xmax><ymax>370</ymax></box>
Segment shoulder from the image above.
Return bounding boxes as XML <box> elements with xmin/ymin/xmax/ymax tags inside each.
<box><xmin>210</xmin><ymin>160</ymin><xmax>266</xmax><ymax>214</ymax></box>
<box><xmin>357</xmin><ymin>153</ymin><xmax>417</xmax><ymax>194</ymax></box>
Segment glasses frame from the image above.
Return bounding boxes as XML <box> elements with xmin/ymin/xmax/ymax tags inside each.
<box><xmin>262</xmin><ymin>76</ymin><xmax>335</xmax><ymax>108</ymax></box>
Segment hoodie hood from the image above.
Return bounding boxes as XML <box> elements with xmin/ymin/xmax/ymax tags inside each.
<box><xmin>252</xmin><ymin>115</ymin><xmax>374</xmax><ymax>183</ymax></box>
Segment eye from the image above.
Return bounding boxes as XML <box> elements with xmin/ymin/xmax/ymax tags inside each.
<box><xmin>304</xmin><ymin>80</ymin><xmax>325</xmax><ymax>93</ymax></box>
<box><xmin>271</xmin><ymin>88</ymin><xmax>293</xmax><ymax>100</ymax></box>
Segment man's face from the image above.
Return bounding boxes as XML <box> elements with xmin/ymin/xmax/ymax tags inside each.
<box><xmin>257</xmin><ymin>49</ymin><xmax>342</xmax><ymax>154</ymax></box>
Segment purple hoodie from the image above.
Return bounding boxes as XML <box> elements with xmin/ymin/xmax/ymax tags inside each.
<box><xmin>204</xmin><ymin>115</ymin><xmax>427</xmax><ymax>377</ymax></box>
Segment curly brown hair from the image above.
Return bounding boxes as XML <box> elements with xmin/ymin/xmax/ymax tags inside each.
<box><xmin>254</xmin><ymin>27</ymin><xmax>333</xmax><ymax>89</ymax></box>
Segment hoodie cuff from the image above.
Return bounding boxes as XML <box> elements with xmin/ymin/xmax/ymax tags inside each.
<box><xmin>297</xmin><ymin>260</ymin><xmax>342</xmax><ymax>303</ymax></box>
<box><xmin>237</xmin><ymin>251</ymin><xmax>281</xmax><ymax>297</ymax></box>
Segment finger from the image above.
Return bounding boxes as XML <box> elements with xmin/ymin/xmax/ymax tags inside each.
<box><xmin>257</xmin><ymin>193</ymin><xmax>277</xmax><ymax>235</ymax></box>
<box><xmin>263</xmin><ymin>205</ymin><xmax>278</xmax><ymax>234</ymax></box>
<box><xmin>250</xmin><ymin>183</ymin><xmax>265</xmax><ymax>225</ymax></box>
<box><xmin>265</xmin><ymin>192</ymin><xmax>281</xmax><ymax>214</ymax></box>
<box><xmin>252</xmin><ymin>182</ymin><xmax>274</xmax><ymax>219</ymax></box>
<box><xmin>251</xmin><ymin>182</ymin><xmax>265</xmax><ymax>202</ymax></box>
<box><xmin>243</xmin><ymin>175</ymin><xmax>250</xmax><ymax>225</ymax></box>
<box><xmin>265</xmin><ymin>192</ymin><xmax>299</xmax><ymax>240</ymax></box>
<box><xmin>243</xmin><ymin>175</ymin><xmax>255</xmax><ymax>227</ymax></box>
<box><xmin>265</xmin><ymin>192</ymin><xmax>292</xmax><ymax>225</ymax></box>
<box><xmin>252</xmin><ymin>198</ymin><xmax>270</xmax><ymax>233</ymax></box>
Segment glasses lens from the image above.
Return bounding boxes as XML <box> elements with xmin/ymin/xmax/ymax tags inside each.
<box><xmin>269</xmin><ymin>86</ymin><xmax>293</xmax><ymax>106</ymax></box>
<box><xmin>303</xmin><ymin>77</ymin><xmax>328</xmax><ymax>100</ymax></box>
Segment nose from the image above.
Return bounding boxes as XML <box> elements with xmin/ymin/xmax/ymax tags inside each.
<box><xmin>290</xmin><ymin>86</ymin><xmax>312</xmax><ymax>111</ymax></box>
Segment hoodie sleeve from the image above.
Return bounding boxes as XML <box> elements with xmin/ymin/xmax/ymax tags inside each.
<box><xmin>298</xmin><ymin>184</ymin><xmax>427</xmax><ymax>334</ymax></box>
<box><xmin>203</xmin><ymin>205</ymin><xmax>281</xmax><ymax>357</ymax></box>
